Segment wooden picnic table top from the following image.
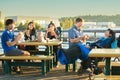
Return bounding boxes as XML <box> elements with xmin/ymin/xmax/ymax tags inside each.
<box><xmin>16</xmin><ymin>40</ymin><xmax>63</xmax><ymax>46</ymax></box>
<box><xmin>0</xmin><ymin>55</ymin><xmax>54</xmax><ymax>60</ymax></box>
<box><xmin>89</xmin><ymin>49</ymin><xmax>120</xmax><ymax>57</ymax></box>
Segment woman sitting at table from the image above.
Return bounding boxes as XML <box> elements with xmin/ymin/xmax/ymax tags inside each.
<box><xmin>45</xmin><ymin>22</ymin><xmax>60</xmax><ymax>40</ymax></box>
<box><xmin>45</xmin><ymin>22</ymin><xmax>60</xmax><ymax>67</ymax></box>
<box><xmin>24</xmin><ymin>22</ymin><xmax>37</xmax><ymax>51</ymax></box>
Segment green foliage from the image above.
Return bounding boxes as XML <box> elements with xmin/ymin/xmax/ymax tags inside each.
<box><xmin>59</xmin><ymin>18</ymin><xmax>74</xmax><ymax>29</ymax></box>
<box><xmin>17</xmin><ymin>22</ymin><xmax>44</xmax><ymax>30</ymax></box>
<box><xmin>0</xmin><ymin>21</ymin><xmax>4</xmax><ymax>30</ymax></box>
<box><xmin>17</xmin><ymin>22</ymin><xmax>27</xmax><ymax>30</ymax></box>
<box><xmin>59</xmin><ymin>15</ymin><xmax>120</xmax><ymax>29</ymax></box>
<box><xmin>34</xmin><ymin>23</ymin><xmax>44</xmax><ymax>30</ymax></box>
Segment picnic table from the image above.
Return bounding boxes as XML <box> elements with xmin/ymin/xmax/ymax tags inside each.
<box><xmin>17</xmin><ymin>40</ymin><xmax>63</xmax><ymax>70</ymax></box>
<box><xmin>89</xmin><ymin>49</ymin><xmax>120</xmax><ymax>75</ymax></box>
<box><xmin>0</xmin><ymin>40</ymin><xmax>62</xmax><ymax>76</ymax></box>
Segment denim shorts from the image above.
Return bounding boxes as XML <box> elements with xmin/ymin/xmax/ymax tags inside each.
<box><xmin>5</xmin><ymin>48</ymin><xmax>24</xmax><ymax>56</ymax></box>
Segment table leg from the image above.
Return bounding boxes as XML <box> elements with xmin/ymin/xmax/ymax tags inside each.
<box><xmin>4</xmin><ymin>60</ymin><xmax>11</xmax><ymax>74</ymax></box>
<box><xmin>73</xmin><ymin>61</ymin><xmax>76</xmax><ymax>72</ymax></box>
<box><xmin>65</xmin><ymin>64</ymin><xmax>69</xmax><ymax>72</ymax></box>
<box><xmin>46</xmin><ymin>46</ymin><xmax>50</xmax><ymax>72</ymax></box>
<box><xmin>42</xmin><ymin>60</ymin><xmax>46</xmax><ymax>76</ymax></box>
<box><xmin>105</xmin><ymin>58</ymin><xmax>111</xmax><ymax>75</ymax></box>
<box><xmin>51</xmin><ymin>46</ymin><xmax>54</xmax><ymax>68</ymax></box>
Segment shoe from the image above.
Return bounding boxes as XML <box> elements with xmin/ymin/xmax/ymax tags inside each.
<box><xmin>16</xmin><ymin>71</ymin><xmax>23</xmax><ymax>74</ymax></box>
<box><xmin>78</xmin><ymin>68</ymin><xmax>92</xmax><ymax>76</ymax></box>
<box><xmin>12</xmin><ymin>67</ymin><xmax>17</xmax><ymax>72</ymax></box>
<box><xmin>12</xmin><ymin>67</ymin><xmax>23</xmax><ymax>74</ymax></box>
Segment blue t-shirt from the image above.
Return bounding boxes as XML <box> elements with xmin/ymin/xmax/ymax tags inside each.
<box><xmin>1</xmin><ymin>29</ymin><xmax>16</xmax><ymax>53</ymax></box>
<box><xmin>68</xmin><ymin>26</ymin><xmax>83</xmax><ymax>47</ymax></box>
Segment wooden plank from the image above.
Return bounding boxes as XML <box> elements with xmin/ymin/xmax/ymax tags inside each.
<box><xmin>0</xmin><ymin>54</ymin><xmax>4</xmax><ymax>56</ymax></box>
<box><xmin>89</xmin><ymin>49</ymin><xmax>120</xmax><ymax>57</ymax></box>
<box><xmin>95</xmin><ymin>75</ymin><xmax>120</xmax><ymax>80</ymax></box>
<box><xmin>98</xmin><ymin>62</ymin><xmax>105</xmax><ymax>68</ymax></box>
<box><xmin>0</xmin><ymin>55</ymin><xmax>53</xmax><ymax>60</ymax></box>
<box><xmin>16</xmin><ymin>41</ymin><xmax>63</xmax><ymax>46</ymax></box>
<box><xmin>98</xmin><ymin>62</ymin><xmax>120</xmax><ymax>68</ymax></box>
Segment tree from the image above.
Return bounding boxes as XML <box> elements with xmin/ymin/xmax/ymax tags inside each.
<box><xmin>17</xmin><ymin>22</ymin><xmax>44</xmax><ymax>30</ymax></box>
<box><xmin>17</xmin><ymin>22</ymin><xmax>27</xmax><ymax>30</ymax></box>
<box><xmin>34</xmin><ymin>23</ymin><xmax>44</xmax><ymax>30</ymax></box>
<box><xmin>0</xmin><ymin>21</ymin><xmax>4</xmax><ymax>30</ymax></box>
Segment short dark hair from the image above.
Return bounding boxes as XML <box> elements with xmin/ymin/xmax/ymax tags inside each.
<box><xmin>75</xmin><ymin>18</ymin><xmax>83</xmax><ymax>23</ymax></box>
<box><xmin>5</xmin><ymin>19</ymin><xmax>14</xmax><ymax>26</ymax></box>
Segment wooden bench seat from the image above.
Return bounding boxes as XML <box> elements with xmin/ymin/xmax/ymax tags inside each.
<box><xmin>94</xmin><ymin>75</ymin><xmax>120</xmax><ymax>80</ymax></box>
<box><xmin>98</xmin><ymin>62</ymin><xmax>120</xmax><ymax>68</ymax></box>
<box><xmin>0</xmin><ymin>54</ymin><xmax>4</xmax><ymax>56</ymax></box>
<box><xmin>98</xmin><ymin>62</ymin><xmax>120</xmax><ymax>75</ymax></box>
<box><xmin>0</xmin><ymin>55</ymin><xmax>53</xmax><ymax>60</ymax></box>
<box><xmin>0</xmin><ymin>55</ymin><xmax>53</xmax><ymax>76</ymax></box>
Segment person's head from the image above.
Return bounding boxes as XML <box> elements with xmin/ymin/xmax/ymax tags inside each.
<box><xmin>75</xmin><ymin>18</ymin><xmax>84</xmax><ymax>29</ymax></box>
<box><xmin>27</xmin><ymin>22</ymin><xmax>35</xmax><ymax>30</ymax></box>
<box><xmin>48</xmin><ymin>22</ymin><xmax>56</xmax><ymax>31</ymax></box>
<box><xmin>104</xmin><ymin>29</ymin><xmax>115</xmax><ymax>38</ymax></box>
<box><xmin>5</xmin><ymin>19</ymin><xmax>15</xmax><ymax>31</ymax></box>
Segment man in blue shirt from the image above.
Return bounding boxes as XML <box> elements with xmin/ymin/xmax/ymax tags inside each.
<box><xmin>1</xmin><ymin>19</ymin><xmax>30</xmax><ymax>73</ymax></box>
<box><xmin>68</xmin><ymin>18</ymin><xmax>91</xmax><ymax>75</ymax></box>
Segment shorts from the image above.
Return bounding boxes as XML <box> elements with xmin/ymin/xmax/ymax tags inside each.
<box><xmin>5</xmin><ymin>48</ymin><xmax>24</xmax><ymax>56</ymax></box>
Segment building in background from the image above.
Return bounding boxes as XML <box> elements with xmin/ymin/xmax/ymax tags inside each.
<box><xmin>84</xmin><ymin>22</ymin><xmax>116</xmax><ymax>28</ymax></box>
<box><xmin>84</xmin><ymin>22</ymin><xmax>96</xmax><ymax>28</ymax></box>
<box><xmin>5</xmin><ymin>16</ymin><xmax>60</xmax><ymax>28</ymax></box>
<box><xmin>97</xmin><ymin>22</ymin><xmax>116</xmax><ymax>28</ymax></box>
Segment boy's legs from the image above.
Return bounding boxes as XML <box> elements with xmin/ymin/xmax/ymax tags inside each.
<box><xmin>5</xmin><ymin>48</ymin><xmax>30</xmax><ymax>73</ymax></box>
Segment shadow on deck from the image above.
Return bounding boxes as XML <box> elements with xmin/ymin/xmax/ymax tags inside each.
<box><xmin>0</xmin><ymin>62</ymin><xmax>97</xmax><ymax>80</ymax></box>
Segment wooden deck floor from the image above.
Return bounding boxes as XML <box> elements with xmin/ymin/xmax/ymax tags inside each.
<box><xmin>0</xmin><ymin>62</ymin><xmax>95</xmax><ymax>80</ymax></box>
<box><xmin>0</xmin><ymin>61</ymin><xmax>118</xmax><ymax>80</ymax></box>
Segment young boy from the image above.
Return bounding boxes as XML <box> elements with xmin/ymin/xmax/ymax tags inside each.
<box><xmin>1</xmin><ymin>19</ymin><xmax>30</xmax><ymax>73</ymax></box>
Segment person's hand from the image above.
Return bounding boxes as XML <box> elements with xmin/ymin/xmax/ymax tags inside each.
<box><xmin>14</xmin><ymin>35</ymin><xmax>21</xmax><ymax>42</ymax></box>
<box><xmin>83</xmin><ymin>35</ymin><xmax>89</xmax><ymax>40</ymax></box>
<box><xmin>78</xmin><ymin>36</ymin><xmax>84</xmax><ymax>40</ymax></box>
<box><xmin>85</xmin><ymin>45</ymin><xmax>90</xmax><ymax>48</ymax></box>
<box><xmin>46</xmin><ymin>38</ymin><xmax>49</xmax><ymax>42</ymax></box>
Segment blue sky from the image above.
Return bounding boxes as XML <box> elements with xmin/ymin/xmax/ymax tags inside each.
<box><xmin>0</xmin><ymin>0</ymin><xmax>120</xmax><ymax>17</ymax></box>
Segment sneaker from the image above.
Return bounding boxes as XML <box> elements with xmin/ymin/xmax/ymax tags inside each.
<box><xmin>12</xmin><ymin>67</ymin><xmax>23</xmax><ymax>74</ymax></box>
<box><xmin>16</xmin><ymin>70</ymin><xmax>23</xmax><ymax>74</ymax></box>
<box><xmin>12</xmin><ymin>67</ymin><xmax>17</xmax><ymax>72</ymax></box>
<box><xmin>78</xmin><ymin>68</ymin><xmax>92</xmax><ymax>76</ymax></box>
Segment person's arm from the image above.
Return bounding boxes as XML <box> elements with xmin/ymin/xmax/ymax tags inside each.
<box><xmin>24</xmin><ymin>30</ymin><xmax>30</xmax><ymax>40</ymax></box>
<box><xmin>6</xmin><ymin>35</ymin><xmax>21</xmax><ymax>47</ymax></box>
<box><xmin>6</xmin><ymin>40</ymin><xmax>17</xmax><ymax>47</ymax></box>
<box><xmin>52</xmin><ymin>31</ymin><xmax>58</xmax><ymax>39</ymax></box>
<box><xmin>68</xmin><ymin>29</ymin><xmax>83</xmax><ymax>43</ymax></box>
<box><xmin>70</xmin><ymin>36</ymin><xmax>83</xmax><ymax>43</ymax></box>
<box><xmin>45</xmin><ymin>30</ymin><xmax>49</xmax><ymax>40</ymax></box>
